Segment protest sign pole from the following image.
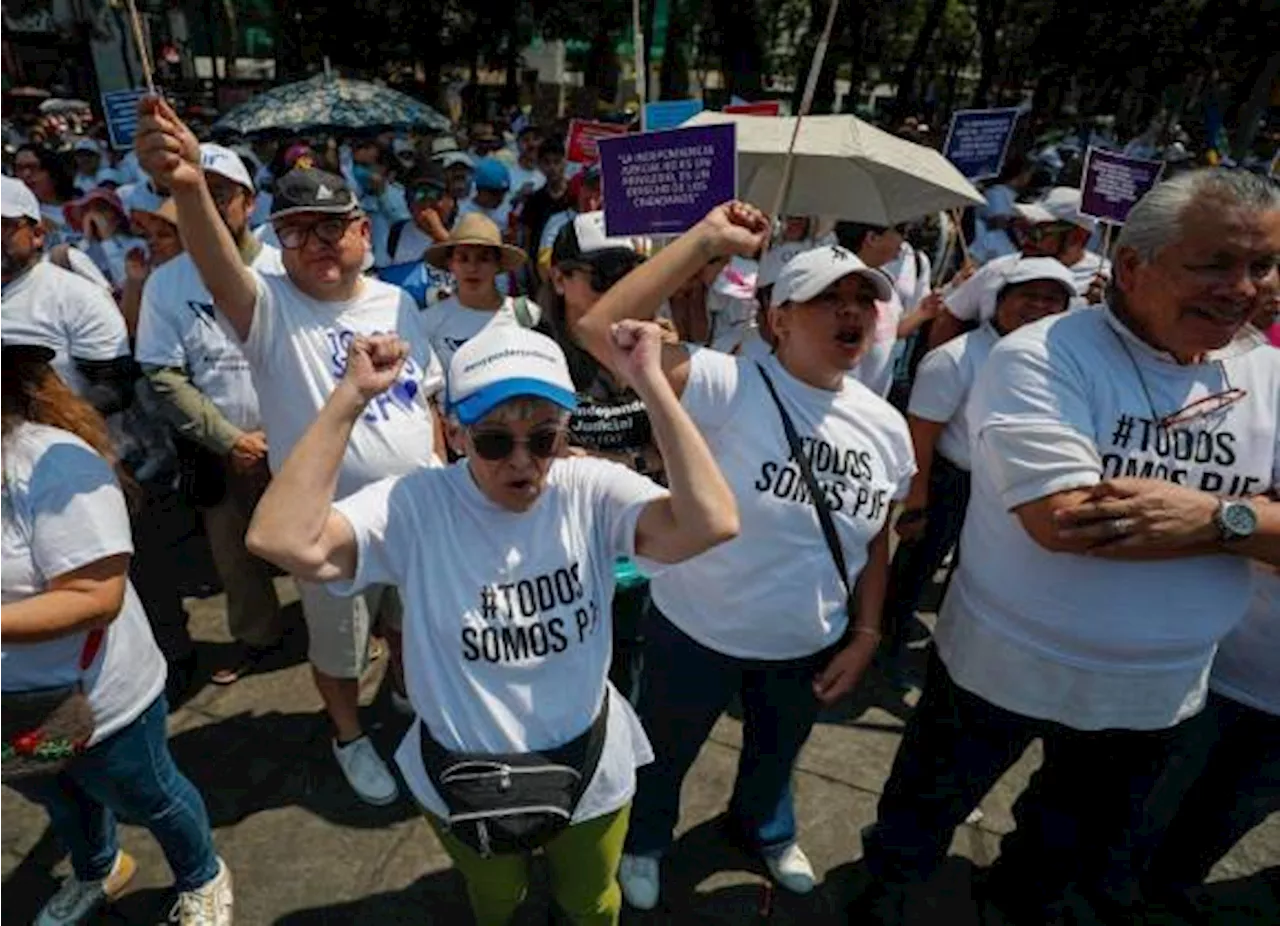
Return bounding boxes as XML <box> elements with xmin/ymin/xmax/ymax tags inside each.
<box><xmin>763</xmin><ymin>0</ymin><xmax>839</xmax><ymax>256</ymax></box>
<box><xmin>1100</xmin><ymin>222</ymin><xmax>1114</xmax><ymax>261</ymax></box>
<box><xmin>633</xmin><ymin>0</ymin><xmax>647</xmax><ymax>132</ymax></box>
<box><xmin>124</xmin><ymin>0</ymin><xmax>156</xmax><ymax>94</ymax></box>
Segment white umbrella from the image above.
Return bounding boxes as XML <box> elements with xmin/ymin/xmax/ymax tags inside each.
<box><xmin>681</xmin><ymin>111</ymin><xmax>984</xmax><ymax>224</ymax></box>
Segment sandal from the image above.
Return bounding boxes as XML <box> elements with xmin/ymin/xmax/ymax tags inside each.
<box><xmin>211</xmin><ymin>643</ymin><xmax>281</xmax><ymax>685</ymax></box>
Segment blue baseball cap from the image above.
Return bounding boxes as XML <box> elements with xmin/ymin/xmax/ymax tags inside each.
<box><xmin>447</xmin><ymin>326</ymin><xmax>578</xmax><ymax>425</ymax></box>
<box><xmin>473</xmin><ymin>157</ymin><xmax>511</xmax><ymax>192</ymax></box>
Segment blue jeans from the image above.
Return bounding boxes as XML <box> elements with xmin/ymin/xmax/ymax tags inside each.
<box><xmin>626</xmin><ymin>608</ymin><xmax>835</xmax><ymax>858</ymax></box>
<box><xmin>11</xmin><ymin>694</ymin><xmax>219</xmax><ymax>892</ymax></box>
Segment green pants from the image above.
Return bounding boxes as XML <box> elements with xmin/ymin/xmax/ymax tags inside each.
<box><xmin>428</xmin><ymin>804</ymin><xmax>630</xmax><ymax>926</ymax></box>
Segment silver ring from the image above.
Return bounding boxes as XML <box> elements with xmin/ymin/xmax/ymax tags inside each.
<box><xmin>1111</xmin><ymin>517</ymin><xmax>1137</xmax><ymax>537</ymax></box>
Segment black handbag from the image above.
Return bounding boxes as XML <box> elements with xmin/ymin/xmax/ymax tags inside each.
<box><xmin>174</xmin><ymin>436</ymin><xmax>227</xmax><ymax>509</ymax></box>
<box><xmin>420</xmin><ymin>691</ymin><xmax>610</xmax><ymax>858</ymax></box>
<box><xmin>2</xmin><ymin>629</ymin><xmax>104</xmax><ymax>781</ymax></box>
<box><xmin>756</xmin><ymin>363</ymin><xmax>857</xmax><ymax>618</ymax></box>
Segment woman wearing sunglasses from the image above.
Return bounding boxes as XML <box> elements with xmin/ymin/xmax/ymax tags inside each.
<box><xmin>245</xmin><ymin>321</ymin><xmax>738</xmax><ymax>926</ymax></box>
<box><xmin>573</xmin><ymin>202</ymin><xmax>916</xmax><ymax>908</ymax></box>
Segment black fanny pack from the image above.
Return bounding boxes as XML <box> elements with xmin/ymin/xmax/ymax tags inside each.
<box><xmin>420</xmin><ymin>692</ymin><xmax>610</xmax><ymax>857</ymax></box>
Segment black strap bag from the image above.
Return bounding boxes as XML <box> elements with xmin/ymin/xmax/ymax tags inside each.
<box><xmin>420</xmin><ymin>691</ymin><xmax>610</xmax><ymax>858</ymax></box>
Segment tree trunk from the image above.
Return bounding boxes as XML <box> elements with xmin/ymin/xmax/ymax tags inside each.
<box><xmin>503</xmin><ymin>5</ymin><xmax>521</xmax><ymax>107</ymax></box>
<box><xmin>1233</xmin><ymin>49</ymin><xmax>1280</xmax><ymax>158</ymax></box>
<box><xmin>584</xmin><ymin>25</ymin><xmax>620</xmax><ymax>108</ymax></box>
<box><xmin>714</xmin><ymin>0</ymin><xmax>764</xmax><ymax>99</ymax></box>
<box><xmin>893</xmin><ymin>0</ymin><xmax>949</xmax><ymax>120</ymax></box>
<box><xmin>971</xmin><ymin>0</ymin><xmax>1005</xmax><ymax>107</ymax></box>
<box><xmin>659</xmin><ymin>0</ymin><xmax>691</xmax><ymax>100</ymax></box>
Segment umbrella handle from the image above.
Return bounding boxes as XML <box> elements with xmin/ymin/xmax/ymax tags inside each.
<box><xmin>763</xmin><ymin>0</ymin><xmax>840</xmax><ymax>251</ymax></box>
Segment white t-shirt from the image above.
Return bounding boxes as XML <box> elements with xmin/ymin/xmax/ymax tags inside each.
<box><xmin>331</xmin><ymin>457</ymin><xmax>665</xmax><ymax>822</ymax></box>
<box><xmin>136</xmin><ymin>247</ymin><xmax>285</xmax><ymax>432</ymax></box>
<box><xmin>0</xmin><ymin>261</ymin><xmax>129</xmax><ymax>396</ymax></box>
<box><xmin>1</xmin><ymin>424</ymin><xmax>166</xmax><ymax>745</ymax></box>
<box><xmin>947</xmin><ymin>252</ymin><xmax>1108</xmax><ymax>322</ymax></box>
<box><xmin>650</xmin><ymin>350</ymin><xmax>915</xmax><ymax>659</ymax></box>
<box><xmin>972</xmin><ymin>184</ymin><xmax>1018</xmax><ymax>263</ymax></box>
<box><xmin>937</xmin><ymin>309</ymin><xmax>1280</xmax><ymax>730</ymax></box>
<box><xmin>1209</xmin><ymin>564</ymin><xmax>1279</xmax><ymax>716</ymax></box>
<box><xmin>375</xmin><ymin>220</ymin><xmax>435</xmax><ymax>269</ymax></box>
<box><xmin>421</xmin><ymin>295</ymin><xmax>543</xmax><ymax>375</ymax></box>
<box><xmin>46</xmin><ymin>247</ymin><xmax>112</xmax><ymax>293</ymax></box>
<box><xmin>882</xmin><ymin>241</ymin><xmax>933</xmax><ymax>310</ymax></box>
<box><xmin>907</xmin><ymin>323</ymin><xmax>1000</xmax><ymax>470</ymax></box>
<box><xmin>230</xmin><ymin>273</ymin><xmax>445</xmax><ymax>498</ymax></box>
<box><xmin>850</xmin><ymin>287</ymin><xmax>904</xmax><ymax>398</ymax></box>
<box><xmin>506</xmin><ymin>163</ymin><xmax>547</xmax><ymax>204</ymax></box>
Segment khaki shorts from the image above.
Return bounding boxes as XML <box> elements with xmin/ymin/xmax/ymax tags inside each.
<box><xmin>295</xmin><ymin>580</ymin><xmax>402</xmax><ymax>679</ymax></box>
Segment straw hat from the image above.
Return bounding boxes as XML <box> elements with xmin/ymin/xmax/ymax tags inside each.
<box><xmin>425</xmin><ymin>212</ymin><xmax>527</xmax><ymax>272</ymax></box>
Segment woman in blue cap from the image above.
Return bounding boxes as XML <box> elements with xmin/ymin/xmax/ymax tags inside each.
<box><xmin>245</xmin><ymin>321</ymin><xmax>739</xmax><ymax>926</ymax></box>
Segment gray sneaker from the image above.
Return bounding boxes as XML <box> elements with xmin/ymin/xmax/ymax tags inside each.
<box><xmin>333</xmin><ymin>735</ymin><xmax>399</xmax><ymax>805</ymax></box>
<box><xmin>36</xmin><ymin>850</ymin><xmax>136</xmax><ymax>926</ymax></box>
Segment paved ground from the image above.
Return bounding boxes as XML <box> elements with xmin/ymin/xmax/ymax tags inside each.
<box><xmin>3</xmin><ymin>501</ymin><xmax>1277</xmax><ymax>925</ymax></box>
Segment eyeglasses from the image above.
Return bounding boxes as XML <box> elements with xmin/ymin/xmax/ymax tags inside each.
<box><xmin>275</xmin><ymin>217</ymin><xmax>357</xmax><ymax>250</ymax></box>
<box><xmin>409</xmin><ymin>184</ymin><xmax>446</xmax><ymax>204</ymax></box>
<box><xmin>468</xmin><ymin>426</ymin><xmax>563</xmax><ymax>461</ymax></box>
<box><xmin>1019</xmin><ymin>223</ymin><xmax>1075</xmax><ymax>242</ymax></box>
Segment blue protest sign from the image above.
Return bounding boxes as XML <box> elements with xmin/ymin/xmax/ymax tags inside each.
<box><xmin>1079</xmin><ymin>148</ymin><xmax>1164</xmax><ymax>225</ymax></box>
<box><xmin>598</xmin><ymin>123</ymin><xmax>736</xmax><ymax>237</ymax></box>
<box><xmin>943</xmin><ymin>107</ymin><xmax>1021</xmax><ymax>180</ymax></box>
<box><xmin>102</xmin><ymin>89</ymin><xmax>149</xmax><ymax>150</ymax></box>
<box><xmin>643</xmin><ymin>99</ymin><xmax>704</xmax><ymax>131</ymax></box>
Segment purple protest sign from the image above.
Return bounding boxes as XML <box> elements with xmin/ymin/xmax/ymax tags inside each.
<box><xmin>597</xmin><ymin>123</ymin><xmax>737</xmax><ymax>237</ymax></box>
<box><xmin>1079</xmin><ymin>148</ymin><xmax>1165</xmax><ymax>225</ymax></box>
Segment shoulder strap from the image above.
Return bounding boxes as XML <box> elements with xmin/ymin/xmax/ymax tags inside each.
<box><xmin>387</xmin><ymin>220</ymin><xmax>410</xmax><ymax>263</ymax></box>
<box><xmin>513</xmin><ymin>296</ymin><xmax>534</xmax><ymax>329</ymax></box>
<box><xmin>79</xmin><ymin>629</ymin><xmax>105</xmax><ymax>672</ymax></box>
<box><xmin>755</xmin><ymin>363</ymin><xmax>853</xmax><ymax>608</ymax></box>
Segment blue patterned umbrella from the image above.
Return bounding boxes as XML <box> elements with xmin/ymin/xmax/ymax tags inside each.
<box><xmin>213</xmin><ymin>73</ymin><xmax>451</xmax><ymax>137</ymax></box>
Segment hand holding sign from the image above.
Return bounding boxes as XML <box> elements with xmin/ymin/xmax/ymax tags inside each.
<box><xmin>135</xmin><ymin>96</ymin><xmax>201</xmax><ymax>191</ymax></box>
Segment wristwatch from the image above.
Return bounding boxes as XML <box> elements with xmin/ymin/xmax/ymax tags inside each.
<box><xmin>1213</xmin><ymin>499</ymin><xmax>1259</xmax><ymax>542</ymax></box>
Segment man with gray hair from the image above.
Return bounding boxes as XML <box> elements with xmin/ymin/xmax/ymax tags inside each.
<box><xmin>851</xmin><ymin>168</ymin><xmax>1280</xmax><ymax>925</ymax></box>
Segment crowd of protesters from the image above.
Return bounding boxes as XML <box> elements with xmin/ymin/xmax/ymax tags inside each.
<box><xmin>1</xmin><ymin>87</ymin><xmax>1277</xmax><ymax>926</ymax></box>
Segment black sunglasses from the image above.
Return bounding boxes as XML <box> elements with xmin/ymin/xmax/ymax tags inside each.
<box><xmin>468</xmin><ymin>426</ymin><xmax>562</xmax><ymax>461</ymax></box>
<box><xmin>409</xmin><ymin>184</ymin><xmax>446</xmax><ymax>204</ymax></box>
<box><xmin>276</xmin><ymin>216</ymin><xmax>357</xmax><ymax>250</ymax></box>
<box><xmin>561</xmin><ymin>251</ymin><xmax>644</xmax><ymax>292</ymax></box>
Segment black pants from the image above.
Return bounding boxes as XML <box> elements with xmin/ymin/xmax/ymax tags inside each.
<box><xmin>883</xmin><ymin>455</ymin><xmax>970</xmax><ymax>653</ymax></box>
<box><xmin>863</xmin><ymin>650</ymin><xmax>1208</xmax><ymax>921</ymax></box>
<box><xmin>1145</xmin><ymin>691</ymin><xmax>1280</xmax><ymax>892</ymax></box>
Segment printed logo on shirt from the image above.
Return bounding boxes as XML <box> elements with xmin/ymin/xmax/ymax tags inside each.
<box><xmin>1099</xmin><ymin>413</ymin><xmax>1265</xmax><ymax>497</ymax></box>
<box><xmin>324</xmin><ymin>327</ymin><xmax>423</xmax><ymax>424</ymax></box>
<box><xmin>186</xmin><ymin>300</ymin><xmax>218</xmax><ymax>326</ymax></box>
<box><xmin>461</xmin><ymin>561</ymin><xmax>603</xmax><ymax>665</ymax></box>
<box><xmin>754</xmin><ymin>435</ymin><xmax>890</xmax><ymax>523</ymax></box>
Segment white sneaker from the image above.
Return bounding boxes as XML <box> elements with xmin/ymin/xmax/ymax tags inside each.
<box><xmin>333</xmin><ymin>736</ymin><xmax>399</xmax><ymax>805</ymax></box>
<box><xmin>618</xmin><ymin>853</ymin><xmax>661</xmax><ymax>910</ymax></box>
<box><xmin>764</xmin><ymin>843</ymin><xmax>815</xmax><ymax>894</ymax></box>
<box><xmin>36</xmin><ymin>850</ymin><xmax>136</xmax><ymax>926</ymax></box>
<box><xmin>169</xmin><ymin>857</ymin><xmax>233</xmax><ymax>926</ymax></box>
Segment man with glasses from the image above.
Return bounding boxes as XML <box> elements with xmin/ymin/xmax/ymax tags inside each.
<box><xmin>136</xmin><ymin>96</ymin><xmax>447</xmax><ymax>806</ymax></box>
<box><xmin>851</xmin><ymin>168</ymin><xmax>1280</xmax><ymax>925</ymax></box>
<box><xmin>374</xmin><ymin>160</ymin><xmax>457</xmax><ymax>309</ymax></box>
<box><xmin>135</xmin><ymin>143</ymin><xmax>288</xmax><ymax>690</ymax></box>
<box><xmin>926</xmin><ymin>187</ymin><xmax>1110</xmax><ymax>349</ymax></box>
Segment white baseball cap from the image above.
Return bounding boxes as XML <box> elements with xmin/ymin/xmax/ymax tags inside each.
<box><xmin>770</xmin><ymin>244</ymin><xmax>893</xmax><ymax>309</ymax></box>
<box><xmin>199</xmin><ymin>143</ymin><xmax>254</xmax><ymax>192</ymax></box>
<box><xmin>437</xmin><ymin>151</ymin><xmax>475</xmax><ymax>171</ymax></box>
<box><xmin>1014</xmin><ymin>186</ymin><xmax>1096</xmax><ymax>232</ymax></box>
<box><xmin>1</xmin><ymin>176</ymin><xmax>42</xmax><ymax>222</ymax></box>
<box><xmin>447</xmin><ymin>325</ymin><xmax>578</xmax><ymax>426</ymax></box>
<box><xmin>980</xmin><ymin>256</ymin><xmax>1078</xmax><ymax>319</ymax></box>
<box><xmin>72</xmin><ymin>138</ymin><xmax>102</xmax><ymax>155</ymax></box>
